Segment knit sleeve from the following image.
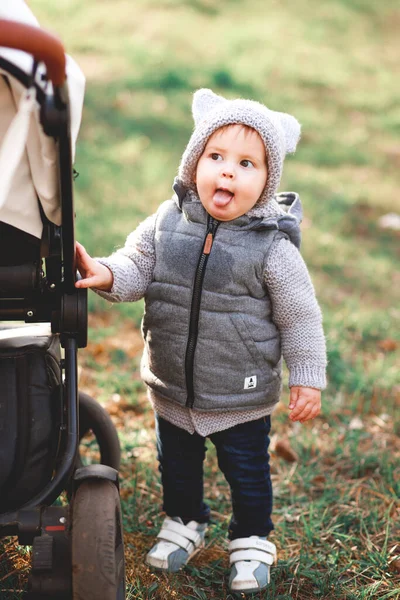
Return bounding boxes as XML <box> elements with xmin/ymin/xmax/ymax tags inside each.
<box><xmin>264</xmin><ymin>237</ymin><xmax>327</xmax><ymax>389</ymax></box>
<box><xmin>94</xmin><ymin>213</ymin><xmax>156</xmax><ymax>303</ymax></box>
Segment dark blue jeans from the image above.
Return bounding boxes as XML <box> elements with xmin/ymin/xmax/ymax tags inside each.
<box><xmin>155</xmin><ymin>414</ymin><xmax>274</xmax><ymax>540</ymax></box>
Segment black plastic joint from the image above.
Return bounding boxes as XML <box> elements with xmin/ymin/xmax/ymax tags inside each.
<box><xmin>16</xmin><ymin>509</ymin><xmax>42</xmax><ymax>546</ymax></box>
<box><xmin>59</xmin><ymin>287</ymin><xmax>88</xmax><ymax>348</ymax></box>
<box><xmin>40</xmin><ymin>94</ymin><xmax>67</xmax><ymax>137</ymax></box>
<box><xmin>32</xmin><ymin>535</ymin><xmax>54</xmax><ymax>572</ymax></box>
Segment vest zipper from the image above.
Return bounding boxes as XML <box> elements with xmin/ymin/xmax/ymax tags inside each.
<box><xmin>185</xmin><ymin>215</ymin><xmax>220</xmax><ymax>408</ymax></box>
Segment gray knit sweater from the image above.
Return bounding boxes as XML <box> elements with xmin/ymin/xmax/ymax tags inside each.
<box><xmin>95</xmin><ymin>190</ymin><xmax>327</xmax><ymax>436</ymax></box>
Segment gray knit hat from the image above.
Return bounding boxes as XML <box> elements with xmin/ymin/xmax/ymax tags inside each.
<box><xmin>178</xmin><ymin>88</ymin><xmax>301</xmax><ymax>206</ymax></box>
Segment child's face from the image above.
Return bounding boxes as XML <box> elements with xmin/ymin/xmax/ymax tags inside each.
<box><xmin>195</xmin><ymin>125</ymin><xmax>268</xmax><ymax>221</ymax></box>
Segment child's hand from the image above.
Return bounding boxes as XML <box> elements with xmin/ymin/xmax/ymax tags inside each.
<box><xmin>75</xmin><ymin>241</ymin><xmax>114</xmax><ymax>291</ymax></box>
<box><xmin>288</xmin><ymin>386</ymin><xmax>321</xmax><ymax>423</ymax></box>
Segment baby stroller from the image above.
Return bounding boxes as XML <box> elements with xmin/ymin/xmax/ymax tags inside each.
<box><xmin>0</xmin><ymin>15</ymin><xmax>126</xmax><ymax>600</ymax></box>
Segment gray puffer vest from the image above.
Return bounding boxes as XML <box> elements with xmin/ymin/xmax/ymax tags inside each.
<box><xmin>140</xmin><ymin>183</ymin><xmax>302</xmax><ymax>412</ymax></box>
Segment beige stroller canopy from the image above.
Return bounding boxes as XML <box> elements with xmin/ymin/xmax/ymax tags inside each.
<box><xmin>0</xmin><ymin>0</ymin><xmax>85</xmax><ymax>239</ymax></box>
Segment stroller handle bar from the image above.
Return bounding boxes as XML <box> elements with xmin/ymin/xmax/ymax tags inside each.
<box><xmin>0</xmin><ymin>19</ymin><xmax>66</xmax><ymax>86</ymax></box>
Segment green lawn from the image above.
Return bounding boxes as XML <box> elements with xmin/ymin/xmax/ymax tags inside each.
<box><xmin>1</xmin><ymin>0</ymin><xmax>399</xmax><ymax>598</ymax></box>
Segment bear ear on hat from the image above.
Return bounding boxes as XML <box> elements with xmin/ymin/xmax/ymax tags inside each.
<box><xmin>192</xmin><ymin>88</ymin><xmax>226</xmax><ymax>125</ymax></box>
<box><xmin>276</xmin><ymin>111</ymin><xmax>301</xmax><ymax>154</ymax></box>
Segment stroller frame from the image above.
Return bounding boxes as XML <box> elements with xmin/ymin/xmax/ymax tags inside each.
<box><xmin>0</xmin><ymin>19</ymin><xmax>125</xmax><ymax>599</ymax></box>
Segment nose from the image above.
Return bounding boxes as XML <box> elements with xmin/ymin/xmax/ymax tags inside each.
<box><xmin>221</xmin><ymin>164</ymin><xmax>234</xmax><ymax>178</ymax></box>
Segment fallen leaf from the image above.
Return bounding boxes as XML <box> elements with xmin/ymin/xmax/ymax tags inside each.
<box><xmin>389</xmin><ymin>558</ymin><xmax>400</xmax><ymax>574</ymax></box>
<box><xmin>349</xmin><ymin>417</ymin><xmax>363</xmax><ymax>430</ymax></box>
<box><xmin>284</xmin><ymin>512</ymin><xmax>300</xmax><ymax>523</ymax></box>
<box><xmin>311</xmin><ymin>475</ymin><xmax>327</xmax><ymax>486</ymax></box>
<box><xmin>378</xmin><ymin>338</ymin><xmax>398</xmax><ymax>352</ymax></box>
<box><xmin>275</xmin><ymin>439</ymin><xmax>298</xmax><ymax>462</ymax></box>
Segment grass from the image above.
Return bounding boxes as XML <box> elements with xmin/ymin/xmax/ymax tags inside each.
<box><xmin>1</xmin><ymin>0</ymin><xmax>400</xmax><ymax>598</ymax></box>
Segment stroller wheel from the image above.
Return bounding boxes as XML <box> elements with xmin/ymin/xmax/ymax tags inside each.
<box><xmin>78</xmin><ymin>391</ymin><xmax>121</xmax><ymax>470</ymax></box>
<box><xmin>71</xmin><ymin>478</ymin><xmax>126</xmax><ymax>600</ymax></box>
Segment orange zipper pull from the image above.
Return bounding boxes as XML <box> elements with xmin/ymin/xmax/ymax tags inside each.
<box><xmin>203</xmin><ymin>233</ymin><xmax>213</xmax><ymax>254</ymax></box>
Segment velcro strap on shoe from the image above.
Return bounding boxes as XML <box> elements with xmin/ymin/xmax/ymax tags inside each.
<box><xmin>161</xmin><ymin>519</ymin><xmax>202</xmax><ymax>546</ymax></box>
<box><xmin>157</xmin><ymin>529</ymin><xmax>195</xmax><ymax>552</ymax></box>
<box><xmin>229</xmin><ymin>538</ymin><xmax>276</xmax><ymax>557</ymax></box>
<box><xmin>156</xmin><ymin>518</ymin><xmax>202</xmax><ymax>552</ymax></box>
<box><xmin>229</xmin><ymin>549</ymin><xmax>275</xmax><ymax>566</ymax></box>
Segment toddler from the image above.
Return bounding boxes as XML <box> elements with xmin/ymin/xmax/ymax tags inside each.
<box><xmin>75</xmin><ymin>89</ymin><xmax>327</xmax><ymax>595</ymax></box>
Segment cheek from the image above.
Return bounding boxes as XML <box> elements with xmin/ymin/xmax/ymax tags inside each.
<box><xmin>194</xmin><ymin>160</ymin><xmax>205</xmax><ymax>184</ymax></box>
<box><xmin>194</xmin><ymin>161</ymin><xmax>210</xmax><ymax>188</ymax></box>
<box><xmin>254</xmin><ymin>171</ymin><xmax>268</xmax><ymax>194</ymax></box>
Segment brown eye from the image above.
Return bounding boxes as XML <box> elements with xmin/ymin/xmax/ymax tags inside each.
<box><xmin>240</xmin><ymin>159</ymin><xmax>254</xmax><ymax>168</ymax></box>
<box><xmin>211</xmin><ymin>153</ymin><xmax>221</xmax><ymax>161</ymax></box>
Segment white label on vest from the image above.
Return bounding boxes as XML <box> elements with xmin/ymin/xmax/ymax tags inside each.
<box><xmin>244</xmin><ymin>376</ymin><xmax>257</xmax><ymax>389</ymax></box>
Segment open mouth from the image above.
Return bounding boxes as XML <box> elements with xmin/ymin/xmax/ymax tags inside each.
<box><xmin>213</xmin><ymin>188</ymin><xmax>234</xmax><ymax>207</ymax></box>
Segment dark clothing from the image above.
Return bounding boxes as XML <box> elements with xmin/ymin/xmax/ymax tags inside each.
<box><xmin>155</xmin><ymin>414</ymin><xmax>274</xmax><ymax>540</ymax></box>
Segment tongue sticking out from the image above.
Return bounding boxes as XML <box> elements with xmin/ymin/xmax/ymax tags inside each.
<box><xmin>213</xmin><ymin>189</ymin><xmax>234</xmax><ymax>207</ymax></box>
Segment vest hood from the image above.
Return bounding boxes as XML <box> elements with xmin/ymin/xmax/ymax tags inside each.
<box><xmin>173</xmin><ymin>177</ymin><xmax>302</xmax><ymax>249</ymax></box>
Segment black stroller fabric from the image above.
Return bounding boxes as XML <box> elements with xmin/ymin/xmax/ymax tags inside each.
<box><xmin>0</xmin><ymin>221</ymin><xmax>41</xmax><ymax>266</ymax></box>
<box><xmin>0</xmin><ymin>333</ymin><xmax>62</xmax><ymax>512</ymax></box>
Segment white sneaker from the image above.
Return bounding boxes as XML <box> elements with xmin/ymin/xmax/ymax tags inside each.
<box><xmin>145</xmin><ymin>516</ymin><xmax>207</xmax><ymax>572</ymax></box>
<box><xmin>228</xmin><ymin>536</ymin><xmax>277</xmax><ymax>594</ymax></box>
